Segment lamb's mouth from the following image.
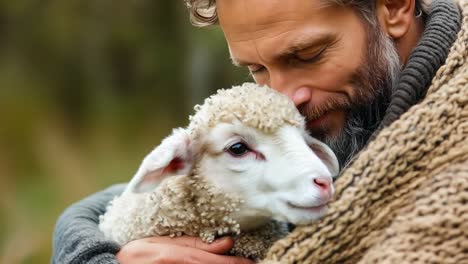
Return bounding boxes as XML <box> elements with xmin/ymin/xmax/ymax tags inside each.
<box><xmin>286</xmin><ymin>201</ymin><xmax>328</xmax><ymax>212</ymax></box>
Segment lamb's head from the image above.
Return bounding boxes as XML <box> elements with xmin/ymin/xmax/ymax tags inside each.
<box><xmin>126</xmin><ymin>83</ymin><xmax>339</xmax><ymax>231</ymax></box>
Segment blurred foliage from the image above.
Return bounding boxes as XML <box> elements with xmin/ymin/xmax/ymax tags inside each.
<box><xmin>0</xmin><ymin>0</ymin><xmax>249</xmax><ymax>263</ymax></box>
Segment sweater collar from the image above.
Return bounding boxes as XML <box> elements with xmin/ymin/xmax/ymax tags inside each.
<box><xmin>378</xmin><ymin>0</ymin><xmax>461</xmax><ymax>129</ymax></box>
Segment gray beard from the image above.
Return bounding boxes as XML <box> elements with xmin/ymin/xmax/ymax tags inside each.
<box><xmin>324</xmin><ymin>30</ymin><xmax>401</xmax><ymax>169</ymax></box>
<box><xmin>325</xmin><ymin>93</ymin><xmax>390</xmax><ymax>168</ymax></box>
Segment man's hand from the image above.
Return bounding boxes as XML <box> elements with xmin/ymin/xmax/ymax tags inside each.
<box><xmin>116</xmin><ymin>236</ymin><xmax>255</xmax><ymax>264</ymax></box>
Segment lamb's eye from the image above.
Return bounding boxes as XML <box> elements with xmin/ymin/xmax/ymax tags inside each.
<box><xmin>227</xmin><ymin>142</ymin><xmax>250</xmax><ymax>156</ymax></box>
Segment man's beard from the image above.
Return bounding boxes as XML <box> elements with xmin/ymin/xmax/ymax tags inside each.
<box><xmin>304</xmin><ymin>28</ymin><xmax>401</xmax><ymax>168</ymax></box>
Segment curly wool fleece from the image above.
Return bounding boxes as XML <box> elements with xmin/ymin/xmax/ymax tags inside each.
<box><xmin>188</xmin><ymin>83</ymin><xmax>305</xmax><ymax>140</ymax></box>
<box><xmin>100</xmin><ymin>83</ymin><xmax>302</xmax><ymax>260</ymax></box>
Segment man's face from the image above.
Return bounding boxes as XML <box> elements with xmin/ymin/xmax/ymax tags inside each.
<box><xmin>217</xmin><ymin>0</ymin><xmax>400</xmax><ymax>165</ymax></box>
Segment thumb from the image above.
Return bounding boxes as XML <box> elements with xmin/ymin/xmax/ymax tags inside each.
<box><xmin>205</xmin><ymin>236</ymin><xmax>235</xmax><ymax>254</ymax></box>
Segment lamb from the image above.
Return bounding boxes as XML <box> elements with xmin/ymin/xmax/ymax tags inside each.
<box><xmin>99</xmin><ymin>83</ymin><xmax>339</xmax><ymax>260</ymax></box>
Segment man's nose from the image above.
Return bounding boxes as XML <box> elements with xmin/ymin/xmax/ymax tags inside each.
<box><xmin>291</xmin><ymin>87</ymin><xmax>312</xmax><ymax>107</ymax></box>
<box><xmin>272</xmin><ymin>85</ymin><xmax>312</xmax><ymax>107</ymax></box>
<box><xmin>269</xmin><ymin>73</ymin><xmax>311</xmax><ymax>107</ymax></box>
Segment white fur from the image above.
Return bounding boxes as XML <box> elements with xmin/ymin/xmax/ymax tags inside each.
<box><xmin>199</xmin><ymin>120</ymin><xmax>338</xmax><ymax>228</ymax></box>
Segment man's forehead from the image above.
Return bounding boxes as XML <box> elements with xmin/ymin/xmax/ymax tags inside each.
<box><xmin>216</xmin><ymin>0</ymin><xmax>353</xmax><ymax>68</ymax></box>
<box><xmin>216</xmin><ymin>0</ymin><xmax>330</xmax><ymax>36</ymax></box>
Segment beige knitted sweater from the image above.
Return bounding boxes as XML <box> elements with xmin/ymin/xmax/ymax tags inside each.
<box><xmin>262</xmin><ymin>1</ymin><xmax>468</xmax><ymax>263</ymax></box>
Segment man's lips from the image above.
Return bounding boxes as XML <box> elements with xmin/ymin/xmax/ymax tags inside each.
<box><xmin>307</xmin><ymin>111</ymin><xmax>331</xmax><ymax>128</ymax></box>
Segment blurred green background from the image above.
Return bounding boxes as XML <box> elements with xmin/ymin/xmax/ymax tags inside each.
<box><xmin>0</xmin><ymin>1</ymin><xmax>249</xmax><ymax>263</ymax></box>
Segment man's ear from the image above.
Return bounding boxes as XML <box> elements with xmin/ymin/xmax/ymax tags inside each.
<box><xmin>307</xmin><ymin>137</ymin><xmax>340</xmax><ymax>178</ymax></box>
<box><xmin>125</xmin><ymin>128</ymin><xmax>193</xmax><ymax>194</ymax></box>
<box><xmin>376</xmin><ymin>0</ymin><xmax>415</xmax><ymax>39</ymax></box>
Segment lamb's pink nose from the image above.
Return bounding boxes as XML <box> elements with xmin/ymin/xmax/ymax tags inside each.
<box><xmin>313</xmin><ymin>177</ymin><xmax>332</xmax><ymax>193</ymax></box>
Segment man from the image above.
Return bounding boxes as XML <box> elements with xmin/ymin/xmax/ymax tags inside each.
<box><xmin>53</xmin><ymin>0</ymin><xmax>468</xmax><ymax>263</ymax></box>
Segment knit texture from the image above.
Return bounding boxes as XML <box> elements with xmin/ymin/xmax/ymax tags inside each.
<box><xmin>262</xmin><ymin>0</ymin><xmax>468</xmax><ymax>263</ymax></box>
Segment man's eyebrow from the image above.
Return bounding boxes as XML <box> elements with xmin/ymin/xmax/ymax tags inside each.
<box><xmin>230</xmin><ymin>33</ymin><xmax>335</xmax><ymax>67</ymax></box>
<box><xmin>277</xmin><ymin>33</ymin><xmax>335</xmax><ymax>58</ymax></box>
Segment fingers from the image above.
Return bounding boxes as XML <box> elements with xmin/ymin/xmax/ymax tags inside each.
<box><xmin>216</xmin><ymin>255</ymin><xmax>256</xmax><ymax>264</ymax></box>
<box><xmin>159</xmin><ymin>244</ymin><xmax>255</xmax><ymax>264</ymax></box>
<box><xmin>117</xmin><ymin>236</ymin><xmax>255</xmax><ymax>264</ymax></box>
<box><xmin>142</xmin><ymin>235</ymin><xmax>235</xmax><ymax>254</ymax></box>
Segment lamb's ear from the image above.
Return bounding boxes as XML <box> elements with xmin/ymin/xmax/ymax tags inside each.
<box><xmin>125</xmin><ymin>128</ymin><xmax>193</xmax><ymax>194</ymax></box>
<box><xmin>307</xmin><ymin>137</ymin><xmax>340</xmax><ymax>177</ymax></box>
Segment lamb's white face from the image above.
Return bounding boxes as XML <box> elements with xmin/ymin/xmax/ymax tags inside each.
<box><xmin>198</xmin><ymin>120</ymin><xmax>339</xmax><ymax>229</ymax></box>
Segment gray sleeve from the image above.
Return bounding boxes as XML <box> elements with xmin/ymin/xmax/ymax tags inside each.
<box><xmin>52</xmin><ymin>184</ymin><xmax>126</xmax><ymax>264</ymax></box>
